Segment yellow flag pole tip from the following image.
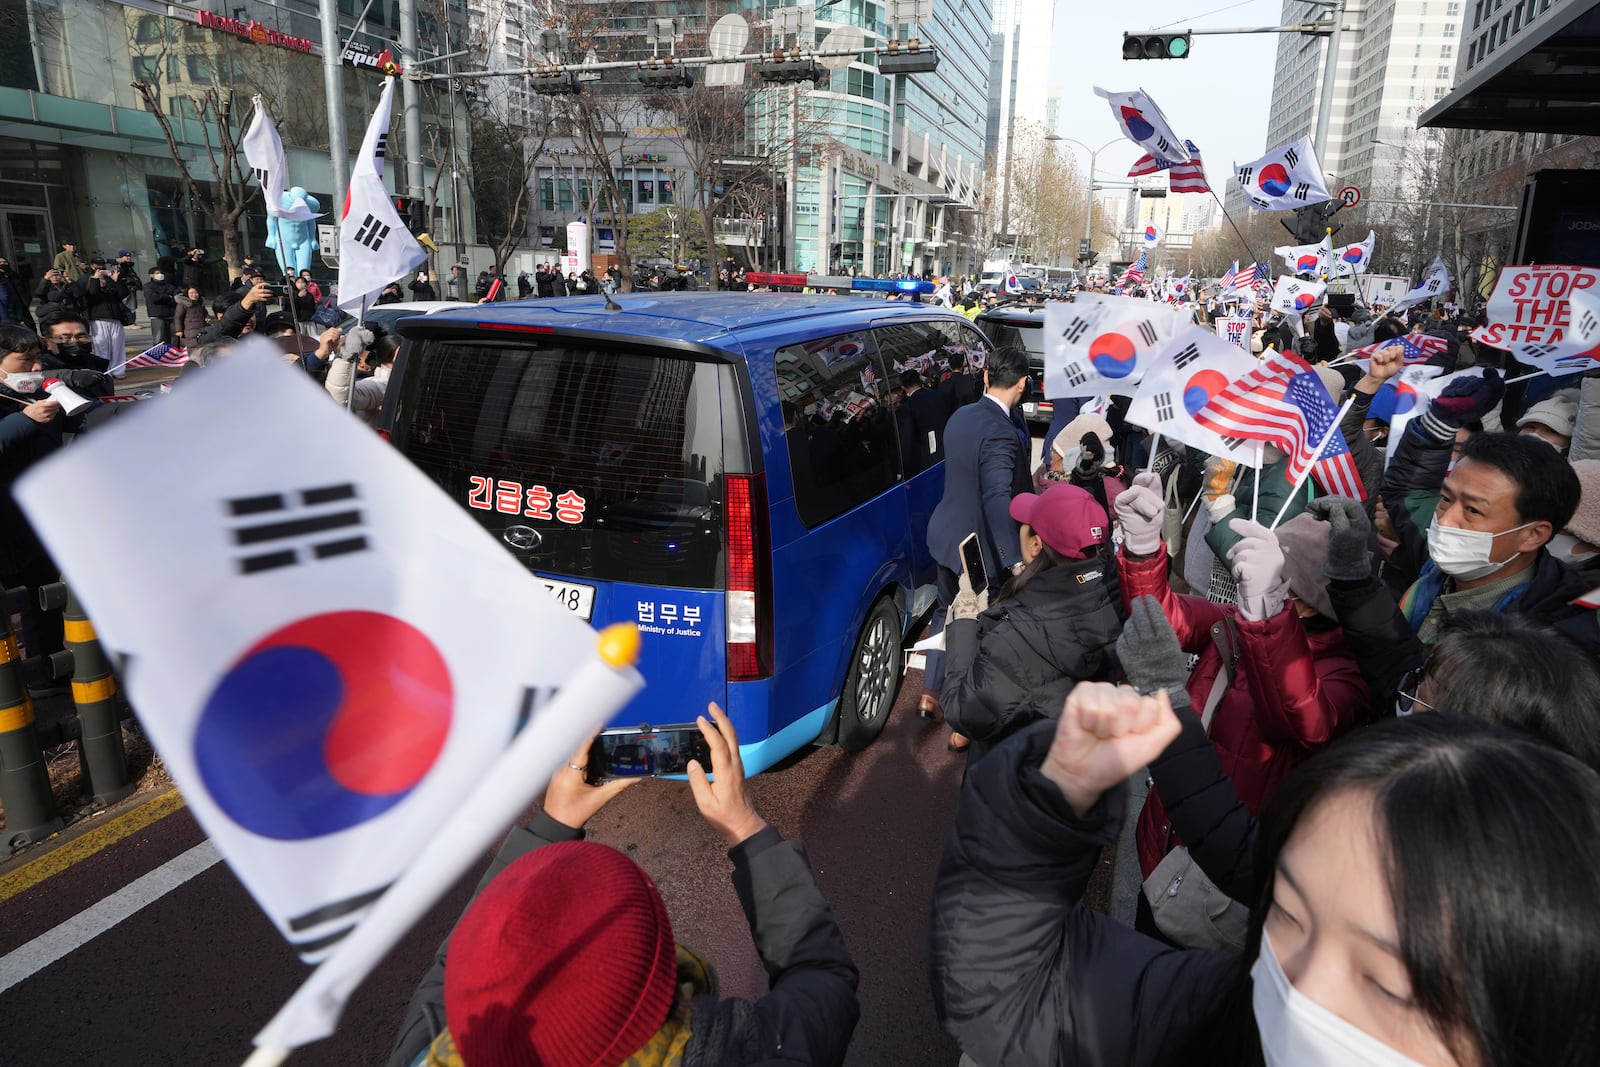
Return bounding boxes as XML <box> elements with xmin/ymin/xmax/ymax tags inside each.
<box><xmin>597</xmin><ymin>623</ymin><xmax>642</xmax><ymax>668</ymax></box>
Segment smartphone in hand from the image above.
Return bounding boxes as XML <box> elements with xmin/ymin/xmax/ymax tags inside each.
<box><xmin>959</xmin><ymin>532</ymin><xmax>988</xmax><ymax>594</ymax></box>
<box><xmin>585</xmin><ymin>726</ymin><xmax>713</xmax><ymax>786</ymax></box>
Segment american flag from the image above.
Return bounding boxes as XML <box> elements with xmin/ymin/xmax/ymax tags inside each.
<box><xmin>1342</xmin><ymin>332</ymin><xmax>1450</xmax><ymax>365</ymax></box>
<box><xmin>1222</xmin><ymin>262</ymin><xmax>1268</xmax><ymax>301</ymax></box>
<box><xmin>1127</xmin><ymin>140</ymin><xmax>1211</xmax><ymax>193</ymax></box>
<box><xmin>1218</xmin><ymin>261</ymin><xmax>1240</xmax><ymax>292</ymax></box>
<box><xmin>125</xmin><ymin>342</ymin><xmax>190</xmax><ymax>369</ymax></box>
<box><xmin>1195</xmin><ymin>349</ymin><xmax>1367</xmax><ymax>501</ymax></box>
<box><xmin>1118</xmin><ymin>249</ymin><xmax>1148</xmax><ymax>288</ymax></box>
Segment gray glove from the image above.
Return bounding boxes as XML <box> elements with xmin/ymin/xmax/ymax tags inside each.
<box><xmin>1114</xmin><ymin>471</ymin><xmax>1165</xmax><ymax>557</ymax></box>
<box><xmin>1226</xmin><ymin>518</ymin><xmax>1289</xmax><ymax>622</ymax></box>
<box><xmin>1305</xmin><ymin>496</ymin><xmax>1372</xmax><ymax>582</ymax></box>
<box><xmin>340</xmin><ymin>325</ymin><xmax>375</xmax><ymax>360</ymax></box>
<box><xmin>946</xmin><ymin>569</ymin><xmax>989</xmax><ymax>626</ymax></box>
<box><xmin>1116</xmin><ymin>595</ymin><xmax>1191</xmax><ymax>709</ymax></box>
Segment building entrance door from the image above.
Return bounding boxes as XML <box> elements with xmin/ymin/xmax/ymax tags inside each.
<box><xmin>1</xmin><ymin>207</ymin><xmax>56</xmax><ymax>292</ymax></box>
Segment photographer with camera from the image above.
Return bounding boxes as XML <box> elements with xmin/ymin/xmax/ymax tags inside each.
<box><xmin>80</xmin><ymin>256</ymin><xmax>130</xmax><ymax>377</ymax></box>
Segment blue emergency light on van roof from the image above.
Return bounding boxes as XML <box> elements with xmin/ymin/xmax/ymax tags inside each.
<box><xmin>852</xmin><ymin>277</ymin><xmax>934</xmax><ymax>295</ymax></box>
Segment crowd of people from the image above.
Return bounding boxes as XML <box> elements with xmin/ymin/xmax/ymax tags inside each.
<box><xmin>5</xmin><ymin>246</ymin><xmax>1600</xmax><ymax>1066</ymax></box>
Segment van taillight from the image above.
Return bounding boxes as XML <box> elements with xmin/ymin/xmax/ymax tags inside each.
<box><xmin>724</xmin><ymin>473</ymin><xmax>773</xmax><ymax>681</ymax></box>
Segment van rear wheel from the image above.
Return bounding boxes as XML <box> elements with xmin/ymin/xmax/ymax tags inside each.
<box><xmin>837</xmin><ymin>598</ymin><xmax>904</xmax><ymax>752</ymax></box>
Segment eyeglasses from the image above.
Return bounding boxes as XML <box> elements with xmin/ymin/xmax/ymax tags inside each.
<box><xmin>1395</xmin><ymin>666</ymin><xmax>1440</xmax><ymax>715</ymax></box>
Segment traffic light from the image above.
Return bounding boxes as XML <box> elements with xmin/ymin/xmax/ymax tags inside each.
<box><xmin>638</xmin><ymin>64</ymin><xmax>694</xmax><ymax>89</ymax></box>
<box><xmin>531</xmin><ymin>70</ymin><xmax>582</xmax><ymax>95</ymax></box>
<box><xmin>1122</xmin><ymin>32</ymin><xmax>1191</xmax><ymax>60</ymax></box>
<box><xmin>392</xmin><ymin>196</ymin><xmax>425</xmax><ymax>231</ymax></box>
<box><xmin>754</xmin><ymin>58</ymin><xmax>824</xmax><ymax>84</ymax></box>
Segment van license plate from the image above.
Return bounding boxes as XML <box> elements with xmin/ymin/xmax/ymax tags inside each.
<box><xmin>541</xmin><ymin>579</ymin><xmax>595</xmax><ymax>621</ymax></box>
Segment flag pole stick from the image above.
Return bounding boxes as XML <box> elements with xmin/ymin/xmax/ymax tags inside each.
<box><xmin>1210</xmin><ymin>188</ymin><xmax>1269</xmax><ymax>275</ymax></box>
<box><xmin>1251</xmin><ymin>441</ymin><xmax>1263</xmax><ymax>525</ymax></box>
<box><xmin>345</xmin><ymin>296</ymin><xmax>371</xmax><ymax>413</ymax></box>
<box><xmin>1503</xmin><ymin>370</ymin><xmax>1553</xmax><ymax>386</ymax></box>
<box><xmin>243</xmin><ymin>626</ymin><xmax>645</xmax><ymax>1066</ymax></box>
<box><xmin>1269</xmin><ymin>396</ymin><xmax>1356</xmax><ymax>530</ymax></box>
<box><xmin>1144</xmin><ymin>431</ymin><xmax>1161</xmax><ymax>472</ymax></box>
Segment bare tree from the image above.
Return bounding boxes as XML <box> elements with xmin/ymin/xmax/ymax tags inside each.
<box><xmin>128</xmin><ymin>81</ymin><xmax>254</xmax><ymax>278</ymax></box>
<box><xmin>1006</xmin><ymin>122</ymin><xmax>1089</xmax><ymax>268</ymax></box>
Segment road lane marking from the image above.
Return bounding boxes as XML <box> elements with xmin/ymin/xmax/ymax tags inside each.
<box><xmin>0</xmin><ymin>840</ymin><xmax>220</xmax><ymax>994</ymax></box>
<box><xmin>0</xmin><ymin>789</ymin><xmax>186</xmax><ymax>905</ymax></box>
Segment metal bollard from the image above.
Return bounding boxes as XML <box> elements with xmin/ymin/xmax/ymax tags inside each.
<box><xmin>0</xmin><ymin>588</ymin><xmax>67</xmax><ymax>853</ymax></box>
<box><xmin>39</xmin><ymin>583</ymin><xmax>134</xmax><ymax>807</ymax></box>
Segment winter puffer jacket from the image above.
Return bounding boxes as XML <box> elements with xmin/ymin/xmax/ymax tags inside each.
<box><xmin>930</xmin><ymin>721</ymin><xmax>1250</xmax><ymax>1067</ymax></box>
<box><xmin>941</xmin><ymin>553</ymin><xmax>1125</xmax><ymax>766</ymax></box>
<box><xmin>1118</xmin><ymin>546</ymin><xmax>1368</xmax><ymax>877</ymax></box>
<box><xmin>173</xmin><ymin>295</ymin><xmax>209</xmax><ymax>340</ymax></box>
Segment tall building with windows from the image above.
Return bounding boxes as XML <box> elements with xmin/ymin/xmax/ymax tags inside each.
<box><xmin>1256</xmin><ymin>0</ymin><xmax>1466</xmax><ymax>199</ymax></box>
<box><xmin>0</xmin><ymin>0</ymin><xmax>473</xmax><ymax>287</ymax></box>
<box><xmin>985</xmin><ymin>0</ymin><xmax>1055</xmax><ymax>245</ymax></box>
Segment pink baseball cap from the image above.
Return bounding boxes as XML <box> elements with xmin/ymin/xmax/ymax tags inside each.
<box><xmin>1010</xmin><ymin>483</ymin><xmax>1109</xmax><ymax>560</ymax></box>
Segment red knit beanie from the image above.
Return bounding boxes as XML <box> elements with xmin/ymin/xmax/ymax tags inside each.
<box><xmin>444</xmin><ymin>841</ymin><xmax>677</xmax><ymax>1067</ymax></box>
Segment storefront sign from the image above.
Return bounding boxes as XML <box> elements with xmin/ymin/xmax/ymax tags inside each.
<box><xmin>197</xmin><ymin>11</ymin><xmax>315</xmax><ymax>53</ymax></box>
<box><xmin>342</xmin><ymin>41</ymin><xmax>384</xmax><ymax>72</ymax></box>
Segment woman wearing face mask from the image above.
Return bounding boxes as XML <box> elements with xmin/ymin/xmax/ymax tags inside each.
<box><xmin>1119</xmin><ymin>600</ymin><xmax>1600</xmax><ymax>923</ymax></box>
<box><xmin>938</xmin><ymin>483</ymin><xmax>1125</xmax><ymax>765</ymax></box>
<box><xmin>173</xmin><ymin>286</ymin><xmax>210</xmax><ymax>346</ymax></box>
<box><xmin>930</xmin><ymin>678</ymin><xmax>1600</xmax><ymax>1067</ymax></box>
<box><xmin>144</xmin><ymin>267</ymin><xmax>176</xmax><ymax>346</ymax></box>
<box><xmin>1548</xmin><ymin>459</ymin><xmax>1600</xmax><ymax>583</ymax></box>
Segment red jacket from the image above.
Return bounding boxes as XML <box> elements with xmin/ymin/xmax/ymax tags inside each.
<box><xmin>1118</xmin><ymin>547</ymin><xmax>1368</xmax><ymax>877</ymax></box>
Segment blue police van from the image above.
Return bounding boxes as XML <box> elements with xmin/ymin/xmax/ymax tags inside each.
<box><xmin>391</xmin><ymin>289</ymin><xmax>991</xmax><ymax>773</ymax></box>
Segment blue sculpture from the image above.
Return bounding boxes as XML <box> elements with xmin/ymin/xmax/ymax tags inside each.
<box><xmin>264</xmin><ymin>187</ymin><xmax>323</xmax><ymax>274</ymax></box>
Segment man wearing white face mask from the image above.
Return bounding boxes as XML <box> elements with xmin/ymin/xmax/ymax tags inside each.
<box><xmin>0</xmin><ymin>325</ymin><xmax>96</xmax><ymax>671</ymax></box>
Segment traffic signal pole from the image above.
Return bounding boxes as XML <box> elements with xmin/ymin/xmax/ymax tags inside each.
<box><xmin>1133</xmin><ymin>1</ymin><xmax>1353</xmax><ymax>167</ymax></box>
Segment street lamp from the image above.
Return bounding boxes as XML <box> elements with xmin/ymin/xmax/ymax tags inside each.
<box><xmin>1047</xmin><ymin>135</ymin><xmax>1124</xmax><ymax>267</ymax></box>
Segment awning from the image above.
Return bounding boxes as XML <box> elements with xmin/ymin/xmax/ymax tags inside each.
<box><xmin>1420</xmin><ymin>1</ymin><xmax>1600</xmax><ymax>133</ymax></box>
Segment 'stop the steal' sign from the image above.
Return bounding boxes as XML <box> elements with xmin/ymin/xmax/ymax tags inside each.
<box><xmin>1473</xmin><ymin>264</ymin><xmax>1599</xmax><ymax>348</ymax></box>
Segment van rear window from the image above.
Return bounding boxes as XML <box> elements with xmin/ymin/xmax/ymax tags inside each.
<box><xmin>395</xmin><ymin>340</ymin><xmax>735</xmax><ymax>590</ymax></box>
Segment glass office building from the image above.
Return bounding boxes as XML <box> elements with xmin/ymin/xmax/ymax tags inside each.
<box><xmin>0</xmin><ymin>0</ymin><xmax>471</xmax><ymax>289</ymax></box>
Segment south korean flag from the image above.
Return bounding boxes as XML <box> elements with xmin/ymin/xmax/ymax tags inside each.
<box><xmin>1043</xmin><ymin>294</ymin><xmax>1187</xmax><ymax>398</ymax></box>
<box><xmin>338</xmin><ymin>76</ymin><xmax>426</xmax><ymax>314</ymax></box>
<box><xmin>14</xmin><ymin>342</ymin><xmax>623</xmax><ymax>984</ymax></box>
<box><xmin>1234</xmin><ymin>136</ymin><xmax>1332</xmax><ymax>212</ymax></box>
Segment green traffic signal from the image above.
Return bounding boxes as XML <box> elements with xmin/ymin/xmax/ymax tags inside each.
<box><xmin>1122</xmin><ymin>31</ymin><xmax>1192</xmax><ymax>60</ymax></box>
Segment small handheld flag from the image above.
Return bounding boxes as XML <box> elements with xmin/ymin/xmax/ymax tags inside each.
<box><xmin>15</xmin><ymin>342</ymin><xmax>644</xmax><ymax>1058</ymax></box>
<box><xmin>1390</xmin><ymin>255</ymin><xmax>1451</xmax><ymax>313</ymax></box>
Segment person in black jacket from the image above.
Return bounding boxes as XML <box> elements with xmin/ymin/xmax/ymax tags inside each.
<box><xmin>388</xmin><ymin>703</ymin><xmax>859</xmax><ymax>1067</ymax></box>
<box><xmin>79</xmin><ymin>258</ymin><xmax>129</xmax><ymax>377</ymax></box>
<box><xmin>408</xmin><ymin>270</ymin><xmax>437</xmax><ymax>302</ymax></box>
<box><xmin>535</xmin><ymin>264</ymin><xmax>555</xmax><ymax>298</ymax></box>
<box><xmin>930</xmin><ymin>671</ymin><xmax>1600</xmax><ymax>1067</ymax></box>
<box><xmin>1123</xmin><ymin>599</ymin><xmax>1600</xmax><ymax>920</ymax></box>
<box><xmin>941</xmin><ymin>482</ymin><xmax>1124</xmax><ymax>765</ymax></box>
<box><xmin>0</xmin><ymin>257</ymin><xmax>35</xmax><ymax>330</ymax></box>
<box><xmin>33</xmin><ymin>266</ymin><xmax>81</xmax><ymax>320</ymax></box>
<box><xmin>919</xmin><ymin>346</ymin><xmax>1034</xmax><ymax>746</ymax></box>
<box><xmin>192</xmin><ymin>278</ymin><xmax>273</xmax><ymax>351</ymax></box>
<box><xmin>178</xmin><ymin>247</ymin><xmax>208</xmax><ymax>294</ymax></box>
<box><xmin>1</xmin><ymin>324</ymin><xmax>97</xmax><ymax>672</ymax></box>
<box><xmin>895</xmin><ymin>368</ymin><xmax>952</xmax><ymax>475</ymax></box>
<box><xmin>144</xmin><ymin>265</ymin><xmax>177</xmax><ymax>345</ymax></box>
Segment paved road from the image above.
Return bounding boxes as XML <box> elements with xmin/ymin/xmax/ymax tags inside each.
<box><xmin>0</xmin><ymin>668</ymin><xmax>966</xmax><ymax>1067</ymax></box>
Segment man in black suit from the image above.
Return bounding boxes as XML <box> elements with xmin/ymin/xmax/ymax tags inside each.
<box><xmin>896</xmin><ymin>369</ymin><xmax>953</xmax><ymax>475</ymax></box>
<box><xmin>918</xmin><ymin>346</ymin><xmax>1033</xmax><ymax>748</ymax></box>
